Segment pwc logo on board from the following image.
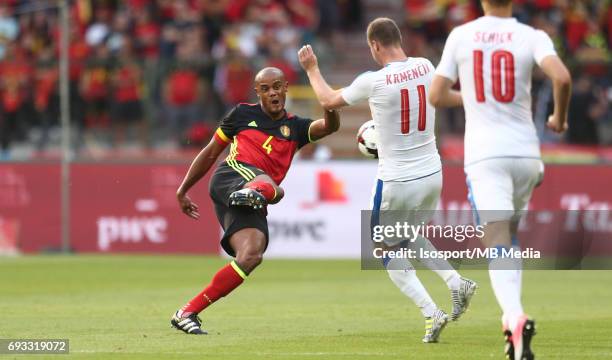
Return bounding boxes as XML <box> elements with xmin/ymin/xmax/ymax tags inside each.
<box><xmin>301</xmin><ymin>170</ymin><xmax>347</xmax><ymax>208</ymax></box>
<box><xmin>96</xmin><ymin>199</ymin><xmax>168</xmax><ymax>251</ymax></box>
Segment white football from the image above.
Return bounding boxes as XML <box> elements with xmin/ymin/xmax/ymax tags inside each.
<box><xmin>356</xmin><ymin>120</ymin><xmax>378</xmax><ymax>159</ymax></box>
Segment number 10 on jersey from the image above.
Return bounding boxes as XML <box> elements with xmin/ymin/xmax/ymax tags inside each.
<box><xmin>400</xmin><ymin>85</ymin><xmax>427</xmax><ymax>134</ymax></box>
<box><xmin>474</xmin><ymin>50</ymin><xmax>515</xmax><ymax>103</ymax></box>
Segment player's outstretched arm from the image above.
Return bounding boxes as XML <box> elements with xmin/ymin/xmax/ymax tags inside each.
<box><xmin>309</xmin><ymin>109</ymin><xmax>340</xmax><ymax>141</ymax></box>
<box><xmin>428</xmin><ymin>75</ymin><xmax>463</xmax><ymax>108</ymax></box>
<box><xmin>176</xmin><ymin>138</ymin><xmax>227</xmax><ymax>219</ymax></box>
<box><xmin>298</xmin><ymin>44</ymin><xmax>348</xmax><ymax>110</ymax></box>
<box><xmin>539</xmin><ymin>55</ymin><xmax>572</xmax><ymax>133</ymax></box>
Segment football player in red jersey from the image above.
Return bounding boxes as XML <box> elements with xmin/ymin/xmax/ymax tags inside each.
<box><xmin>170</xmin><ymin>67</ymin><xmax>339</xmax><ymax>334</ymax></box>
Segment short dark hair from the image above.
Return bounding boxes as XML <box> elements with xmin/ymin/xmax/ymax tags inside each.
<box><xmin>485</xmin><ymin>0</ymin><xmax>512</xmax><ymax>6</ymax></box>
<box><xmin>367</xmin><ymin>18</ymin><xmax>402</xmax><ymax>47</ymax></box>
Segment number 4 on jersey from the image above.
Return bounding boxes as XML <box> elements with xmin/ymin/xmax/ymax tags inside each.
<box><xmin>262</xmin><ymin>135</ymin><xmax>273</xmax><ymax>154</ymax></box>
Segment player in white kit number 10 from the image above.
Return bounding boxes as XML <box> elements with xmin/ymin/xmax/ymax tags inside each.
<box><xmin>429</xmin><ymin>0</ymin><xmax>572</xmax><ymax>359</ymax></box>
<box><xmin>298</xmin><ymin>18</ymin><xmax>477</xmax><ymax>344</ymax></box>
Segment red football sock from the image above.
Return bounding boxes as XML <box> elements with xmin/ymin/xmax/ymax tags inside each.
<box><xmin>245</xmin><ymin>181</ymin><xmax>276</xmax><ymax>202</ymax></box>
<box><xmin>181</xmin><ymin>261</ymin><xmax>247</xmax><ymax>315</ymax></box>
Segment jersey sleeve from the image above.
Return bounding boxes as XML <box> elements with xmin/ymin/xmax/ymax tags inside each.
<box><xmin>293</xmin><ymin>116</ymin><xmax>314</xmax><ymax>148</ymax></box>
<box><xmin>341</xmin><ymin>72</ymin><xmax>374</xmax><ymax>105</ymax></box>
<box><xmin>532</xmin><ymin>30</ymin><xmax>557</xmax><ymax>66</ymax></box>
<box><xmin>214</xmin><ymin>106</ymin><xmax>238</xmax><ymax>145</ymax></box>
<box><xmin>434</xmin><ymin>28</ymin><xmax>459</xmax><ymax>82</ymax></box>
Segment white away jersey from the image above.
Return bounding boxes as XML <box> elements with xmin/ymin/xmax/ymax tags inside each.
<box><xmin>435</xmin><ymin>16</ymin><xmax>557</xmax><ymax>165</ymax></box>
<box><xmin>342</xmin><ymin>58</ymin><xmax>441</xmax><ymax>181</ymax></box>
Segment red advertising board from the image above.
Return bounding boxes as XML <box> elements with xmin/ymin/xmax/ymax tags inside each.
<box><xmin>69</xmin><ymin>163</ymin><xmax>218</xmax><ymax>254</ymax></box>
<box><xmin>0</xmin><ymin>162</ymin><xmax>609</xmax><ymax>255</ymax></box>
<box><xmin>0</xmin><ymin>163</ymin><xmax>61</xmax><ymax>253</ymax></box>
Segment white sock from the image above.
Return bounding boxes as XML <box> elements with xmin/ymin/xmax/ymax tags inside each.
<box><xmin>386</xmin><ymin>257</ymin><xmax>437</xmax><ymax>317</ymax></box>
<box><xmin>513</xmin><ymin>245</ymin><xmax>523</xmax><ymax>303</ymax></box>
<box><xmin>436</xmin><ymin>269</ymin><xmax>461</xmax><ymax>290</ymax></box>
<box><xmin>411</xmin><ymin>235</ymin><xmax>461</xmax><ymax>290</ymax></box>
<box><xmin>489</xmin><ymin>249</ymin><xmax>524</xmax><ymax>330</ymax></box>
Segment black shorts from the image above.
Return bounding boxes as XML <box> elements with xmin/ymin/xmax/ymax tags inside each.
<box><xmin>209</xmin><ymin>161</ymin><xmax>268</xmax><ymax>257</ymax></box>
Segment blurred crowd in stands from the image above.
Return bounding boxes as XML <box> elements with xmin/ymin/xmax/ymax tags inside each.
<box><xmin>0</xmin><ymin>0</ymin><xmax>360</xmax><ymax>157</ymax></box>
<box><xmin>0</xmin><ymin>0</ymin><xmax>609</xmax><ymax>159</ymax></box>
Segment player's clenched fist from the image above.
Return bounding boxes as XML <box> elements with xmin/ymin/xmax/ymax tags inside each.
<box><xmin>298</xmin><ymin>44</ymin><xmax>318</xmax><ymax>72</ymax></box>
<box><xmin>546</xmin><ymin>114</ymin><xmax>568</xmax><ymax>133</ymax></box>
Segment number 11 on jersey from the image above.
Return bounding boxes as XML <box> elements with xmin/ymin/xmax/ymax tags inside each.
<box><xmin>400</xmin><ymin>85</ymin><xmax>427</xmax><ymax>134</ymax></box>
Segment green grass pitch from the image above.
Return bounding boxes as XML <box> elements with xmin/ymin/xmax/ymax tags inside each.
<box><xmin>1</xmin><ymin>256</ymin><xmax>611</xmax><ymax>359</ymax></box>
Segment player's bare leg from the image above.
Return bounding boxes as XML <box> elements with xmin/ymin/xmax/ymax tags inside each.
<box><xmin>380</xmin><ymin>242</ymin><xmax>449</xmax><ymax>343</ymax></box>
<box><xmin>171</xmin><ymin>228</ymin><xmax>266</xmax><ymax>334</ymax></box>
<box><xmin>229</xmin><ymin>228</ymin><xmax>267</xmax><ymax>274</ymax></box>
<box><xmin>481</xmin><ymin>220</ymin><xmax>512</xmax><ymax>249</ymax></box>
<box><xmin>229</xmin><ymin>174</ymin><xmax>284</xmax><ymax>209</ymax></box>
<box><xmin>484</xmin><ymin>220</ymin><xmax>535</xmax><ymax>360</ymax></box>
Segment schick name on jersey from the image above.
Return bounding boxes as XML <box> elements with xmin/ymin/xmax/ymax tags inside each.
<box><xmin>473</xmin><ymin>31</ymin><xmax>514</xmax><ymax>44</ymax></box>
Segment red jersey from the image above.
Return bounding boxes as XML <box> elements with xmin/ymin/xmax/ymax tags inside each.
<box><xmin>167</xmin><ymin>70</ymin><xmax>198</xmax><ymax>105</ymax></box>
<box><xmin>0</xmin><ymin>60</ymin><xmax>32</xmax><ymax>112</ymax></box>
<box><xmin>213</xmin><ymin>103</ymin><xmax>313</xmax><ymax>184</ymax></box>
<box><xmin>114</xmin><ymin>66</ymin><xmax>141</xmax><ymax>102</ymax></box>
<box><xmin>82</xmin><ymin>65</ymin><xmax>109</xmax><ymax>100</ymax></box>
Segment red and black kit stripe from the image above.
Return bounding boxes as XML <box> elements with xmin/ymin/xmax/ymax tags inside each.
<box><xmin>213</xmin><ymin>103</ymin><xmax>313</xmax><ymax>184</ymax></box>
